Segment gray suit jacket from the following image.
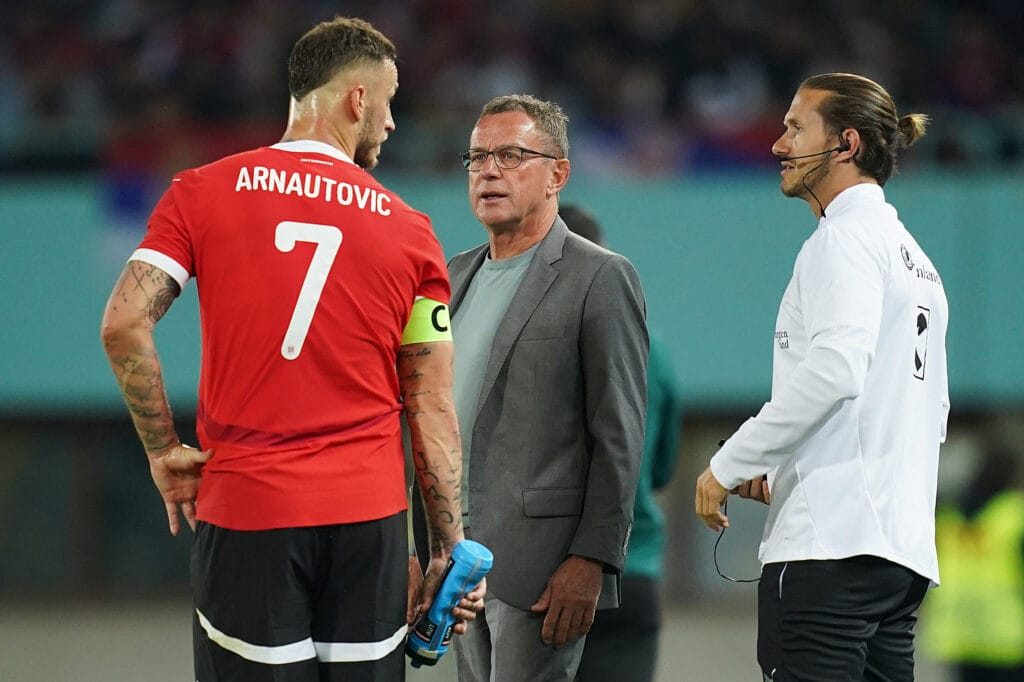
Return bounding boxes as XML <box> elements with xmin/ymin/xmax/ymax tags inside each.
<box><xmin>450</xmin><ymin>217</ymin><xmax>648</xmax><ymax>611</ymax></box>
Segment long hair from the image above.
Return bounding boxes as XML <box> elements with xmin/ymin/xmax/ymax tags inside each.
<box><xmin>801</xmin><ymin>73</ymin><xmax>928</xmax><ymax>186</ymax></box>
<box><xmin>288</xmin><ymin>17</ymin><xmax>396</xmax><ymax>101</ymax></box>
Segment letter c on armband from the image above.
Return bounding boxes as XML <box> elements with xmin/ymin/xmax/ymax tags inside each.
<box><xmin>401</xmin><ymin>298</ymin><xmax>453</xmax><ymax>344</ymax></box>
<box><xmin>431</xmin><ymin>305</ymin><xmax>449</xmax><ymax>333</ymax></box>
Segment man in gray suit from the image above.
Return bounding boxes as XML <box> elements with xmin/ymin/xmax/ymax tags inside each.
<box><xmin>447</xmin><ymin>94</ymin><xmax>648</xmax><ymax>681</ymax></box>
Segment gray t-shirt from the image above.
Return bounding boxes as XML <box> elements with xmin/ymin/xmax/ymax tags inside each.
<box><xmin>453</xmin><ymin>244</ymin><xmax>539</xmax><ymax>524</ymax></box>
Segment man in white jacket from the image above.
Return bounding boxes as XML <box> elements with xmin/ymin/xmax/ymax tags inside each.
<box><xmin>695</xmin><ymin>73</ymin><xmax>949</xmax><ymax>682</ymax></box>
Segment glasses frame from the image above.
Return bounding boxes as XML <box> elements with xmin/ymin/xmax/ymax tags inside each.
<box><xmin>461</xmin><ymin>146</ymin><xmax>559</xmax><ymax>172</ymax></box>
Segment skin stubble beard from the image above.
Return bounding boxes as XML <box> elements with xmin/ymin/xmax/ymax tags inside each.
<box><xmin>353</xmin><ymin>109</ymin><xmax>380</xmax><ymax>170</ymax></box>
<box><xmin>783</xmin><ymin>160</ymin><xmax>831</xmax><ymax>199</ymax></box>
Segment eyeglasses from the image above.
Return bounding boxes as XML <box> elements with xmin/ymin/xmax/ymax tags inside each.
<box><xmin>461</xmin><ymin>146</ymin><xmax>559</xmax><ymax>172</ymax></box>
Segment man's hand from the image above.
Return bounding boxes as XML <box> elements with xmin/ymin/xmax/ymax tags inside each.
<box><xmin>530</xmin><ymin>555</ymin><xmax>602</xmax><ymax>648</ymax></box>
<box><xmin>414</xmin><ymin>556</ymin><xmax>486</xmax><ymax>635</ymax></box>
<box><xmin>451</xmin><ymin>578</ymin><xmax>486</xmax><ymax>635</ymax></box>
<box><xmin>734</xmin><ymin>475</ymin><xmax>771</xmax><ymax>504</ymax></box>
<box><xmin>695</xmin><ymin>465</ymin><xmax>730</xmax><ymax>532</ymax></box>
<box><xmin>147</xmin><ymin>443</ymin><xmax>210</xmax><ymax>535</ymax></box>
<box><xmin>417</xmin><ymin>555</ymin><xmax>448</xmax><ymax>621</ymax></box>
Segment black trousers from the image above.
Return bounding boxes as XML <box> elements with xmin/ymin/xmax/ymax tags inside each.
<box><xmin>758</xmin><ymin>556</ymin><xmax>930</xmax><ymax>682</ymax></box>
<box><xmin>575</xmin><ymin>575</ymin><xmax>660</xmax><ymax>682</ymax></box>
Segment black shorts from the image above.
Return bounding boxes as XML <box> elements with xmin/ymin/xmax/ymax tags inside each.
<box><xmin>191</xmin><ymin>512</ymin><xmax>408</xmax><ymax>682</ymax></box>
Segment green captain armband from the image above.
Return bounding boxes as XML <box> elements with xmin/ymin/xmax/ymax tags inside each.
<box><xmin>401</xmin><ymin>297</ymin><xmax>453</xmax><ymax>344</ymax></box>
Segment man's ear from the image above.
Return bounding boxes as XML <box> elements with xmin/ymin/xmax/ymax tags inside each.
<box><xmin>839</xmin><ymin>128</ymin><xmax>861</xmax><ymax>159</ymax></box>
<box><xmin>348</xmin><ymin>85</ymin><xmax>366</xmax><ymax>121</ymax></box>
<box><xmin>547</xmin><ymin>158</ymin><xmax>571</xmax><ymax>197</ymax></box>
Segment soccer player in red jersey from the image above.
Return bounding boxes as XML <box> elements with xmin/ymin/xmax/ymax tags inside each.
<box><xmin>101</xmin><ymin>16</ymin><xmax>481</xmax><ymax>681</ymax></box>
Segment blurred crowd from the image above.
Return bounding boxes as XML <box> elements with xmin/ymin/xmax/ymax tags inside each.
<box><xmin>3</xmin><ymin>0</ymin><xmax>1022</xmax><ymax>180</ymax></box>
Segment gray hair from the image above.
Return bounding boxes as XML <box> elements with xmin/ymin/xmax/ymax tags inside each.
<box><xmin>479</xmin><ymin>94</ymin><xmax>570</xmax><ymax>158</ymax></box>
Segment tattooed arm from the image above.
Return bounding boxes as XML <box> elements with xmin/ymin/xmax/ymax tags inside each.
<box><xmin>100</xmin><ymin>260</ymin><xmax>210</xmax><ymax>536</ymax></box>
<box><xmin>399</xmin><ymin>340</ymin><xmax>481</xmax><ymax>620</ymax></box>
<box><xmin>399</xmin><ymin>340</ymin><xmax>464</xmax><ymax>553</ymax></box>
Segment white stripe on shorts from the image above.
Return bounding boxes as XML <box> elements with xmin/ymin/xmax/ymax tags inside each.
<box><xmin>314</xmin><ymin>624</ymin><xmax>407</xmax><ymax>662</ymax></box>
<box><xmin>196</xmin><ymin>609</ymin><xmax>315</xmax><ymax>664</ymax></box>
<box><xmin>196</xmin><ymin>609</ymin><xmax>406</xmax><ymax>665</ymax></box>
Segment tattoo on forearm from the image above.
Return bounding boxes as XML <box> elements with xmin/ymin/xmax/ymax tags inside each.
<box><xmin>117</xmin><ymin>351</ymin><xmax>176</xmax><ymax>453</ymax></box>
<box><xmin>137</xmin><ymin>425</ymin><xmax>176</xmax><ymax>453</ymax></box>
<box><xmin>430</xmin><ymin>514</ymin><xmax>464</xmax><ymax>553</ymax></box>
<box><xmin>107</xmin><ymin>262</ymin><xmax>181</xmax><ymax>455</ymax></box>
<box><xmin>114</xmin><ymin>261</ymin><xmax>181</xmax><ymax>324</ymax></box>
<box><xmin>426</xmin><ymin>484</ymin><xmax>449</xmax><ymax>505</ymax></box>
<box><xmin>412</xmin><ymin>445</ymin><xmax>464</xmax><ymax>549</ymax></box>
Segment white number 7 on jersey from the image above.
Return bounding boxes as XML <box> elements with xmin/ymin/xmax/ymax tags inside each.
<box><xmin>275</xmin><ymin>221</ymin><xmax>343</xmax><ymax>360</ymax></box>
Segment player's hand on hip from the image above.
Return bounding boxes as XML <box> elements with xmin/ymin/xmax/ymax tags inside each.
<box><xmin>147</xmin><ymin>443</ymin><xmax>211</xmax><ymax>536</ymax></box>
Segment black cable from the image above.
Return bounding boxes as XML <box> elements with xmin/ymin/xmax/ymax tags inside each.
<box><xmin>712</xmin><ymin>498</ymin><xmax>760</xmax><ymax>583</ymax></box>
<box><xmin>800</xmin><ymin>152</ymin><xmax>836</xmax><ymax>218</ymax></box>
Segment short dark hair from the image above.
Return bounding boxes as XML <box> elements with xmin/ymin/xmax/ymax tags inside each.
<box><xmin>800</xmin><ymin>73</ymin><xmax>928</xmax><ymax>186</ymax></box>
<box><xmin>479</xmin><ymin>94</ymin><xmax>570</xmax><ymax>158</ymax></box>
<box><xmin>288</xmin><ymin>16</ymin><xmax>396</xmax><ymax>101</ymax></box>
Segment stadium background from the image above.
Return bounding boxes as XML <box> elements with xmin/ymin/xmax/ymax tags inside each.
<box><xmin>1</xmin><ymin>1</ymin><xmax>1021</xmax><ymax>679</ymax></box>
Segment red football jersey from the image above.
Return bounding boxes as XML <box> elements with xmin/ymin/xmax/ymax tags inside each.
<box><xmin>132</xmin><ymin>140</ymin><xmax>450</xmax><ymax>530</ymax></box>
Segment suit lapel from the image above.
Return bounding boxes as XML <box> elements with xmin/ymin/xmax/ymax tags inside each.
<box><xmin>449</xmin><ymin>246</ymin><xmax>489</xmax><ymax>314</ymax></box>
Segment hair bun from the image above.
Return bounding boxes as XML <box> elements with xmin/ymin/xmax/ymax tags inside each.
<box><xmin>898</xmin><ymin>113</ymin><xmax>930</xmax><ymax>146</ymax></box>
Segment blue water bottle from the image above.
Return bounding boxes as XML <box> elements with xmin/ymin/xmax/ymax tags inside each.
<box><xmin>406</xmin><ymin>539</ymin><xmax>493</xmax><ymax>668</ymax></box>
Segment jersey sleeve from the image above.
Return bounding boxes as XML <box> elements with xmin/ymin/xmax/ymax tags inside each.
<box><xmin>130</xmin><ymin>175</ymin><xmax>196</xmax><ymax>289</ymax></box>
<box><xmin>414</xmin><ymin>218</ymin><xmax>451</xmax><ymax>305</ymax></box>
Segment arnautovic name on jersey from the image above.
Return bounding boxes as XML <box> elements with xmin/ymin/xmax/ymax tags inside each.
<box><xmin>233</xmin><ymin>166</ymin><xmax>392</xmax><ymax>216</ymax></box>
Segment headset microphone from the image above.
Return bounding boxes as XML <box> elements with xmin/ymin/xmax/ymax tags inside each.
<box><xmin>779</xmin><ymin>142</ymin><xmax>849</xmax><ymax>162</ymax></box>
<box><xmin>780</xmin><ymin>140</ymin><xmax>850</xmax><ymax>218</ymax></box>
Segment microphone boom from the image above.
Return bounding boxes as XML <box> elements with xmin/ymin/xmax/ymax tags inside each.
<box><xmin>779</xmin><ymin>144</ymin><xmax>847</xmax><ymax>162</ymax></box>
